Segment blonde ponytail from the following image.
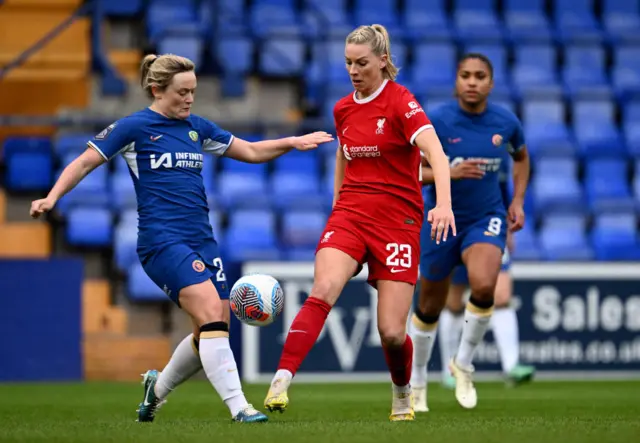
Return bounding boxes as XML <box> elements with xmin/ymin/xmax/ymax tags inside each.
<box><xmin>346</xmin><ymin>24</ymin><xmax>399</xmax><ymax>80</ymax></box>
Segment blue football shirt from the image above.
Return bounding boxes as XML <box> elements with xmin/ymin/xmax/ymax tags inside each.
<box><xmin>424</xmin><ymin>101</ymin><xmax>525</xmax><ymax>227</ymax></box>
<box><xmin>88</xmin><ymin>108</ymin><xmax>233</xmax><ymax>249</ymax></box>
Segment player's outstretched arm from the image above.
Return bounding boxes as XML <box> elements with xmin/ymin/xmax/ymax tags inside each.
<box><xmin>332</xmin><ymin>145</ymin><xmax>347</xmax><ymax>208</ymax></box>
<box><xmin>508</xmin><ymin>147</ymin><xmax>530</xmax><ymax>232</ymax></box>
<box><xmin>415</xmin><ymin>130</ymin><xmax>456</xmax><ymax>242</ymax></box>
<box><xmin>30</xmin><ymin>148</ymin><xmax>106</xmax><ymax>218</ymax></box>
<box><xmin>225</xmin><ymin>132</ymin><xmax>334</xmax><ymax>164</ymax></box>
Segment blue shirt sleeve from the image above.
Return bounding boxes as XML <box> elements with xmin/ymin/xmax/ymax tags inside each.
<box><xmin>507</xmin><ymin>117</ymin><xmax>526</xmax><ymax>155</ymax></box>
<box><xmin>194</xmin><ymin>116</ymin><xmax>234</xmax><ymax>156</ymax></box>
<box><xmin>87</xmin><ymin>118</ymin><xmax>136</xmax><ymax>161</ymax></box>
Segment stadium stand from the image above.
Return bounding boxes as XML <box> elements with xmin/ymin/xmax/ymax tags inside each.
<box><xmin>2</xmin><ymin>0</ymin><xmax>640</xmax><ymax>308</ymax></box>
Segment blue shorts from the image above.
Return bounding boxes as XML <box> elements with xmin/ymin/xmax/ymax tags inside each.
<box><xmin>450</xmin><ymin>248</ymin><xmax>511</xmax><ymax>286</ymax></box>
<box><xmin>138</xmin><ymin>240</ymin><xmax>229</xmax><ymax>306</ymax></box>
<box><xmin>419</xmin><ymin>214</ymin><xmax>507</xmax><ymax>282</ymax></box>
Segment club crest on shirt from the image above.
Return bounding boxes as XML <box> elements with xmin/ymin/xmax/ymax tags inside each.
<box><xmin>189</xmin><ymin>131</ymin><xmax>199</xmax><ymax>142</ymax></box>
<box><xmin>192</xmin><ymin>259</ymin><xmax>205</xmax><ymax>272</ymax></box>
<box><xmin>492</xmin><ymin>134</ymin><xmax>503</xmax><ymax>146</ymax></box>
<box><xmin>376</xmin><ymin>118</ymin><xmax>386</xmax><ymax>135</ymax></box>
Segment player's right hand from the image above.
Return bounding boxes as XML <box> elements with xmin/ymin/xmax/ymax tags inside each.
<box><xmin>427</xmin><ymin>204</ymin><xmax>456</xmax><ymax>244</ymax></box>
<box><xmin>292</xmin><ymin>131</ymin><xmax>334</xmax><ymax>151</ymax></box>
<box><xmin>450</xmin><ymin>159</ymin><xmax>487</xmax><ymax>180</ymax></box>
<box><xmin>30</xmin><ymin>197</ymin><xmax>56</xmax><ymax>219</ymax></box>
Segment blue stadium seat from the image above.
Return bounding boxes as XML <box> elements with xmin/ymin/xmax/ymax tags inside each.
<box><xmin>612</xmin><ymin>46</ymin><xmax>640</xmax><ymax>103</ymax></box>
<box><xmin>503</xmin><ymin>0</ymin><xmax>553</xmax><ymax>44</ymax></box>
<box><xmin>591</xmin><ymin>212</ymin><xmax>640</xmax><ymax>260</ymax></box>
<box><xmin>66</xmin><ymin>207</ymin><xmax>113</xmax><ymax>247</ymax></box>
<box><xmin>522</xmin><ymin>100</ymin><xmax>575</xmax><ymax>158</ymax></box>
<box><xmin>251</xmin><ymin>0</ymin><xmax>301</xmax><ymax>38</ymax></box>
<box><xmin>270</xmin><ymin>171</ymin><xmax>325</xmax><ymax>211</ymax></box>
<box><xmin>511</xmin><ymin>44</ymin><xmax>563</xmax><ymax>100</ymax></box>
<box><xmin>114</xmin><ymin>215</ymin><xmax>138</xmax><ymax>271</ymax></box>
<box><xmin>111</xmin><ymin>171</ymin><xmax>137</xmax><ymax>212</ymax></box>
<box><xmin>260</xmin><ymin>38</ymin><xmax>305</xmax><ymax>76</ymax></box>
<box><xmin>562</xmin><ymin>44</ymin><xmax>611</xmax><ymax>99</ymax></box>
<box><xmin>624</xmin><ymin>101</ymin><xmax>640</xmax><ymax>156</ymax></box>
<box><xmin>403</xmin><ymin>0</ymin><xmax>452</xmax><ymax>42</ymax></box>
<box><xmin>539</xmin><ymin>214</ymin><xmax>594</xmax><ymax>260</ymax></box>
<box><xmin>215</xmin><ymin>0</ymin><xmax>248</xmax><ymax>36</ymax></box>
<box><xmin>99</xmin><ymin>0</ymin><xmax>143</xmax><ymax>17</ymax></box>
<box><xmin>274</xmin><ymin>150</ymin><xmax>319</xmax><ymax>174</ymax></box>
<box><xmin>54</xmin><ymin>133</ymin><xmax>94</xmax><ymax>157</ymax></box>
<box><xmin>602</xmin><ymin>0</ymin><xmax>640</xmax><ymax>44</ymax></box>
<box><xmin>453</xmin><ymin>0</ymin><xmax>505</xmax><ymax>44</ymax></box>
<box><xmin>127</xmin><ymin>262</ymin><xmax>165</xmax><ymax>301</ymax></box>
<box><xmin>573</xmin><ymin>100</ymin><xmax>625</xmax><ymax>157</ymax></box>
<box><xmin>531</xmin><ymin>156</ymin><xmax>584</xmax><ymax>215</ymax></box>
<box><xmin>224</xmin><ymin>210</ymin><xmax>281</xmax><ymax>261</ymax></box>
<box><xmin>511</xmin><ymin>224</ymin><xmax>542</xmax><ymax>260</ymax></box>
<box><xmin>3</xmin><ymin>137</ymin><xmax>53</xmax><ymax>191</ymax></box>
<box><xmin>584</xmin><ymin>158</ymin><xmax>635</xmax><ymax>213</ymax></box>
<box><xmin>354</xmin><ymin>0</ymin><xmax>403</xmax><ymax>39</ymax></box>
<box><xmin>410</xmin><ymin>43</ymin><xmax>456</xmax><ymax>97</ymax></box>
<box><xmin>302</xmin><ymin>0</ymin><xmax>352</xmax><ymax>40</ymax></box>
<box><xmin>158</xmin><ymin>34</ymin><xmax>203</xmax><ymax>70</ymax></box>
<box><xmin>553</xmin><ymin>0</ymin><xmax>603</xmax><ymax>44</ymax></box>
<box><xmin>217</xmin><ymin>172</ymin><xmax>270</xmax><ymax>210</ymax></box>
<box><xmin>464</xmin><ymin>44</ymin><xmax>511</xmax><ymax>97</ymax></box>
<box><xmin>281</xmin><ymin>210</ymin><xmax>326</xmax><ymax>248</ymax></box>
<box><xmin>146</xmin><ymin>1</ymin><xmax>199</xmax><ymax>42</ymax></box>
<box><xmin>56</xmin><ymin>163</ymin><xmax>110</xmax><ymax>215</ymax></box>
<box><xmin>216</xmin><ymin>37</ymin><xmax>253</xmax><ymax>74</ymax></box>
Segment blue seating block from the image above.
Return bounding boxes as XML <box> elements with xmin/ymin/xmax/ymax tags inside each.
<box><xmin>128</xmin><ymin>262</ymin><xmax>166</xmax><ymax>301</ymax></box>
<box><xmin>260</xmin><ymin>38</ymin><xmax>305</xmax><ymax>76</ymax></box>
<box><xmin>3</xmin><ymin>137</ymin><xmax>53</xmax><ymax>191</ymax></box>
<box><xmin>539</xmin><ymin>214</ymin><xmax>594</xmax><ymax>260</ymax></box>
<box><xmin>66</xmin><ymin>207</ymin><xmax>113</xmax><ymax>247</ymax></box>
<box><xmin>224</xmin><ymin>210</ymin><xmax>281</xmax><ymax>261</ymax></box>
<box><xmin>591</xmin><ymin>213</ymin><xmax>640</xmax><ymax>260</ymax></box>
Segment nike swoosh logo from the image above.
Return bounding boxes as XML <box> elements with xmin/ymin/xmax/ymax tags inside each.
<box><xmin>289</xmin><ymin>329</ymin><xmax>307</xmax><ymax>334</ymax></box>
<box><xmin>150</xmin><ymin>135</ymin><xmax>163</xmax><ymax>141</ymax></box>
<box><xmin>342</xmin><ymin>127</ymin><xmax>349</xmax><ymax>135</ymax></box>
<box><xmin>143</xmin><ymin>381</ymin><xmax>153</xmax><ymax>406</ymax></box>
<box><xmin>390</xmin><ymin>268</ymin><xmax>407</xmax><ymax>273</ymax></box>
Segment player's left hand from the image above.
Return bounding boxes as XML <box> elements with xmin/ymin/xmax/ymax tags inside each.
<box><xmin>508</xmin><ymin>199</ymin><xmax>525</xmax><ymax>232</ymax></box>
<box><xmin>427</xmin><ymin>204</ymin><xmax>456</xmax><ymax>244</ymax></box>
<box><xmin>291</xmin><ymin>132</ymin><xmax>334</xmax><ymax>151</ymax></box>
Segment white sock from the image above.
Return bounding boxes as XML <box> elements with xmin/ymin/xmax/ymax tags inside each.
<box><xmin>491</xmin><ymin>307</ymin><xmax>520</xmax><ymax>373</ymax></box>
<box><xmin>155</xmin><ymin>334</ymin><xmax>202</xmax><ymax>399</ymax></box>
<box><xmin>273</xmin><ymin>369</ymin><xmax>293</xmax><ymax>383</ymax></box>
<box><xmin>199</xmin><ymin>333</ymin><xmax>248</xmax><ymax>417</ymax></box>
<box><xmin>409</xmin><ymin>314</ymin><xmax>437</xmax><ymax>388</ymax></box>
<box><xmin>438</xmin><ymin>309</ymin><xmax>464</xmax><ymax>380</ymax></box>
<box><xmin>455</xmin><ymin>302</ymin><xmax>493</xmax><ymax>370</ymax></box>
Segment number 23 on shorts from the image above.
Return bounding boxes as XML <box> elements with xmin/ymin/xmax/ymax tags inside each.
<box><xmin>386</xmin><ymin>243</ymin><xmax>411</xmax><ymax>272</ymax></box>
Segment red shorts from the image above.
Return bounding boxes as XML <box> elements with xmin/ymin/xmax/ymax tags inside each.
<box><xmin>316</xmin><ymin>212</ymin><xmax>420</xmax><ymax>287</ymax></box>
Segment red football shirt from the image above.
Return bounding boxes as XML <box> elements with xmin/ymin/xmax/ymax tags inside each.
<box><xmin>333</xmin><ymin>79</ymin><xmax>433</xmax><ymax>232</ymax></box>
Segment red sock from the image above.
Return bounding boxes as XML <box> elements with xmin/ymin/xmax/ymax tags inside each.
<box><xmin>278</xmin><ymin>297</ymin><xmax>332</xmax><ymax>376</ymax></box>
<box><xmin>383</xmin><ymin>335</ymin><xmax>413</xmax><ymax>387</ymax></box>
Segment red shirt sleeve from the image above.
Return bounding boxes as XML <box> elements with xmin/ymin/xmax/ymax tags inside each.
<box><xmin>394</xmin><ymin>87</ymin><xmax>433</xmax><ymax>146</ymax></box>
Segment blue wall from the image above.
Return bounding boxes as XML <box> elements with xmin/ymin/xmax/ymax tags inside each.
<box><xmin>0</xmin><ymin>259</ymin><xmax>83</xmax><ymax>382</ymax></box>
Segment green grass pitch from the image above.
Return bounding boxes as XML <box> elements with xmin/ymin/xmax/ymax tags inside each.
<box><xmin>0</xmin><ymin>381</ymin><xmax>637</xmax><ymax>443</ymax></box>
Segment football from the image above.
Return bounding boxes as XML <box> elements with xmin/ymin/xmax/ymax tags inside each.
<box><xmin>229</xmin><ymin>274</ymin><xmax>284</xmax><ymax>326</ymax></box>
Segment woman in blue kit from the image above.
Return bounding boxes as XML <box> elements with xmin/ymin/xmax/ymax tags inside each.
<box><xmin>407</xmin><ymin>53</ymin><xmax>531</xmax><ymax>411</ymax></box>
<box><xmin>30</xmin><ymin>53</ymin><xmax>333</xmax><ymax>423</ymax></box>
